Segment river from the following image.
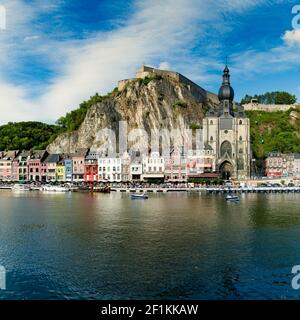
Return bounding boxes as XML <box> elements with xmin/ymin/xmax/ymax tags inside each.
<box><xmin>0</xmin><ymin>191</ymin><xmax>300</xmax><ymax>299</ymax></box>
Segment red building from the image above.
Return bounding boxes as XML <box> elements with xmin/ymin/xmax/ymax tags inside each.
<box><xmin>27</xmin><ymin>150</ymin><xmax>48</xmax><ymax>181</ymax></box>
<box><xmin>84</xmin><ymin>151</ymin><xmax>98</xmax><ymax>183</ymax></box>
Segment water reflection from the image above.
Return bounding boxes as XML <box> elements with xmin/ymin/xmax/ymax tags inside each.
<box><xmin>0</xmin><ymin>191</ymin><xmax>300</xmax><ymax>299</ymax></box>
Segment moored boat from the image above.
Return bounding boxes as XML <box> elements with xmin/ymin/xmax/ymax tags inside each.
<box><xmin>131</xmin><ymin>193</ymin><xmax>148</xmax><ymax>199</ymax></box>
<box><xmin>42</xmin><ymin>186</ymin><xmax>70</xmax><ymax>192</ymax></box>
<box><xmin>12</xmin><ymin>184</ymin><xmax>31</xmax><ymax>191</ymax></box>
<box><xmin>226</xmin><ymin>195</ymin><xmax>240</xmax><ymax>201</ymax></box>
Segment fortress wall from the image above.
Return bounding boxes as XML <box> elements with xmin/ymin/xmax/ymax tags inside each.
<box><xmin>243</xmin><ymin>103</ymin><xmax>299</xmax><ymax>112</ymax></box>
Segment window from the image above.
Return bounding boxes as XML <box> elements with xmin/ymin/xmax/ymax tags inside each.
<box><xmin>210</xmin><ymin>136</ymin><xmax>213</xmax><ymax>141</ymax></box>
<box><xmin>239</xmin><ymin>120</ymin><xmax>243</xmax><ymax>125</ymax></box>
<box><xmin>210</xmin><ymin>120</ymin><xmax>213</xmax><ymax>125</ymax></box>
<box><xmin>220</xmin><ymin>141</ymin><xmax>232</xmax><ymax>158</ymax></box>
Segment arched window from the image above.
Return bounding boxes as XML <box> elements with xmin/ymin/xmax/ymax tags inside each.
<box><xmin>239</xmin><ymin>120</ymin><xmax>243</xmax><ymax>125</ymax></box>
<box><xmin>239</xmin><ymin>148</ymin><xmax>243</xmax><ymax>154</ymax></box>
<box><xmin>239</xmin><ymin>136</ymin><xmax>243</xmax><ymax>141</ymax></box>
<box><xmin>220</xmin><ymin>141</ymin><xmax>232</xmax><ymax>158</ymax></box>
<box><xmin>210</xmin><ymin>136</ymin><xmax>213</xmax><ymax>141</ymax></box>
<box><xmin>210</xmin><ymin>120</ymin><xmax>213</xmax><ymax>125</ymax></box>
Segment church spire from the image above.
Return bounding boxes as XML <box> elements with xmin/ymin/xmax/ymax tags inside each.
<box><xmin>218</xmin><ymin>65</ymin><xmax>234</xmax><ymax>102</ymax></box>
<box><xmin>222</xmin><ymin>65</ymin><xmax>230</xmax><ymax>85</ymax></box>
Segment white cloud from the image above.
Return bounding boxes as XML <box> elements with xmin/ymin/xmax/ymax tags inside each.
<box><xmin>24</xmin><ymin>35</ymin><xmax>40</xmax><ymax>41</ymax></box>
<box><xmin>282</xmin><ymin>29</ymin><xmax>300</xmax><ymax>46</ymax></box>
<box><xmin>158</xmin><ymin>62</ymin><xmax>171</xmax><ymax>70</ymax></box>
<box><xmin>0</xmin><ymin>0</ymin><xmax>283</xmax><ymax>124</ymax></box>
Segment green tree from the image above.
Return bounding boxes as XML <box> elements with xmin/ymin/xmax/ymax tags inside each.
<box><xmin>240</xmin><ymin>91</ymin><xmax>297</xmax><ymax>105</ymax></box>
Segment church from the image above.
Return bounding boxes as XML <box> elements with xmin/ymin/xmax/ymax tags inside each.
<box><xmin>203</xmin><ymin>66</ymin><xmax>251</xmax><ymax>180</ymax></box>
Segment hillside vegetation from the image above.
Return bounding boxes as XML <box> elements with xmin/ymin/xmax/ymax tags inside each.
<box><xmin>241</xmin><ymin>91</ymin><xmax>297</xmax><ymax>105</ymax></box>
<box><xmin>55</xmin><ymin>89</ymin><xmax>118</xmax><ymax>132</ymax></box>
<box><xmin>246</xmin><ymin>109</ymin><xmax>300</xmax><ymax>159</ymax></box>
<box><xmin>0</xmin><ymin>122</ymin><xmax>61</xmax><ymax>151</ymax></box>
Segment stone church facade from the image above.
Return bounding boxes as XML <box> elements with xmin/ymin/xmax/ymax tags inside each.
<box><xmin>203</xmin><ymin>66</ymin><xmax>251</xmax><ymax>179</ymax></box>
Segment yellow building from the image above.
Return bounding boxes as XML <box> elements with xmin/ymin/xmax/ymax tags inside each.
<box><xmin>56</xmin><ymin>164</ymin><xmax>65</xmax><ymax>182</ymax></box>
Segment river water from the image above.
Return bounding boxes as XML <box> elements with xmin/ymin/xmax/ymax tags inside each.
<box><xmin>0</xmin><ymin>190</ymin><xmax>300</xmax><ymax>300</ymax></box>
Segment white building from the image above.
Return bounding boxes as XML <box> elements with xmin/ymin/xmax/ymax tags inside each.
<box><xmin>142</xmin><ymin>152</ymin><xmax>165</xmax><ymax>181</ymax></box>
<box><xmin>130</xmin><ymin>161</ymin><xmax>143</xmax><ymax>181</ymax></box>
<box><xmin>98</xmin><ymin>157</ymin><xmax>122</xmax><ymax>182</ymax></box>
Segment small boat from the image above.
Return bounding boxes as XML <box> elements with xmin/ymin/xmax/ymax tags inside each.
<box><xmin>131</xmin><ymin>193</ymin><xmax>148</xmax><ymax>199</ymax></box>
<box><xmin>42</xmin><ymin>186</ymin><xmax>70</xmax><ymax>192</ymax></box>
<box><xmin>12</xmin><ymin>184</ymin><xmax>31</xmax><ymax>191</ymax></box>
<box><xmin>226</xmin><ymin>195</ymin><xmax>240</xmax><ymax>201</ymax></box>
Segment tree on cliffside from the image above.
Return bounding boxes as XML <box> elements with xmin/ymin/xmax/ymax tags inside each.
<box><xmin>240</xmin><ymin>91</ymin><xmax>297</xmax><ymax>105</ymax></box>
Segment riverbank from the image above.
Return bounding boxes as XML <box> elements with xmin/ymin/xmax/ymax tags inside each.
<box><xmin>1</xmin><ymin>183</ymin><xmax>300</xmax><ymax>194</ymax></box>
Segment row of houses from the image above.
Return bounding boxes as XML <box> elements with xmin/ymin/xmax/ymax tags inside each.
<box><xmin>265</xmin><ymin>152</ymin><xmax>300</xmax><ymax>178</ymax></box>
<box><xmin>0</xmin><ymin>148</ymin><xmax>217</xmax><ymax>183</ymax></box>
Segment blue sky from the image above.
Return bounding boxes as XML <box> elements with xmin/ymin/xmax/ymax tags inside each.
<box><xmin>0</xmin><ymin>0</ymin><xmax>300</xmax><ymax>123</ymax></box>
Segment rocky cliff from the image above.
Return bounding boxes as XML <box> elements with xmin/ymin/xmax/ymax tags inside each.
<box><xmin>47</xmin><ymin>73</ymin><xmax>219</xmax><ymax>153</ymax></box>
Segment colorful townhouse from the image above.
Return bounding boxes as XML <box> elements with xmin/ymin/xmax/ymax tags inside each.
<box><xmin>186</xmin><ymin>147</ymin><xmax>217</xmax><ymax>180</ymax></box>
<box><xmin>121</xmin><ymin>152</ymin><xmax>131</xmax><ymax>182</ymax></box>
<box><xmin>43</xmin><ymin>154</ymin><xmax>60</xmax><ymax>182</ymax></box>
<box><xmin>84</xmin><ymin>150</ymin><xmax>98</xmax><ymax>183</ymax></box>
<box><xmin>64</xmin><ymin>158</ymin><xmax>73</xmax><ymax>182</ymax></box>
<box><xmin>265</xmin><ymin>152</ymin><xmax>296</xmax><ymax>178</ymax></box>
<box><xmin>28</xmin><ymin>150</ymin><xmax>48</xmax><ymax>182</ymax></box>
<box><xmin>164</xmin><ymin>148</ymin><xmax>187</xmax><ymax>182</ymax></box>
<box><xmin>56</xmin><ymin>160</ymin><xmax>65</xmax><ymax>182</ymax></box>
<box><xmin>0</xmin><ymin>151</ymin><xmax>19</xmax><ymax>181</ymax></box>
<box><xmin>16</xmin><ymin>151</ymin><xmax>31</xmax><ymax>181</ymax></box>
<box><xmin>72</xmin><ymin>149</ymin><xmax>88</xmax><ymax>182</ymax></box>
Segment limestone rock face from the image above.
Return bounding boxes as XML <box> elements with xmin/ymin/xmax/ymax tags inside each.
<box><xmin>47</xmin><ymin>75</ymin><xmax>219</xmax><ymax>153</ymax></box>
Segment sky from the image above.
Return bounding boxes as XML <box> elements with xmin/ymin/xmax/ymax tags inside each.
<box><xmin>0</xmin><ymin>0</ymin><xmax>299</xmax><ymax>124</ymax></box>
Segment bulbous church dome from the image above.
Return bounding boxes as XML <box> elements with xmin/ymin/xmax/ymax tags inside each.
<box><xmin>218</xmin><ymin>65</ymin><xmax>234</xmax><ymax>102</ymax></box>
